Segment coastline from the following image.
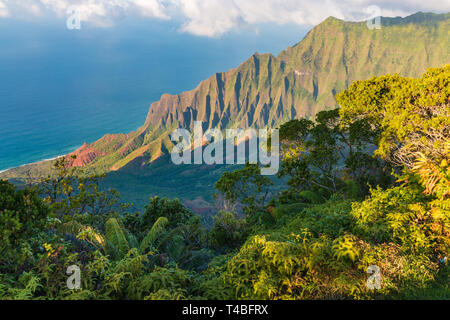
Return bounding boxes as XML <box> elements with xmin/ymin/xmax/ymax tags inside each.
<box><xmin>0</xmin><ymin>154</ymin><xmax>69</xmax><ymax>175</ymax></box>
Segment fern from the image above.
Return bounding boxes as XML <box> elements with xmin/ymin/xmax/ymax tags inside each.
<box><xmin>59</xmin><ymin>220</ymin><xmax>106</xmax><ymax>252</ymax></box>
<box><xmin>139</xmin><ymin>217</ymin><xmax>169</xmax><ymax>254</ymax></box>
<box><xmin>105</xmin><ymin>218</ymin><xmax>130</xmax><ymax>259</ymax></box>
<box><xmin>413</xmin><ymin>150</ymin><xmax>450</xmax><ymax>199</ymax></box>
<box><xmin>332</xmin><ymin>235</ymin><xmax>360</xmax><ymax>263</ymax></box>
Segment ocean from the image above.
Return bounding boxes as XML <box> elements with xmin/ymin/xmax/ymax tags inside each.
<box><xmin>0</xmin><ymin>17</ymin><xmax>308</xmax><ymax>171</ymax></box>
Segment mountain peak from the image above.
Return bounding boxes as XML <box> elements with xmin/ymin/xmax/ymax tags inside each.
<box><xmin>381</xmin><ymin>11</ymin><xmax>450</xmax><ymax>26</ymax></box>
<box><xmin>317</xmin><ymin>11</ymin><xmax>449</xmax><ymax>29</ymax></box>
<box><xmin>322</xmin><ymin>16</ymin><xmax>344</xmax><ymax>23</ymax></box>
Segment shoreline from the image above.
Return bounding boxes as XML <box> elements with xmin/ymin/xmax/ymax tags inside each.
<box><xmin>0</xmin><ymin>154</ymin><xmax>71</xmax><ymax>175</ymax></box>
<box><xmin>0</xmin><ymin>143</ymin><xmax>84</xmax><ymax>175</ymax></box>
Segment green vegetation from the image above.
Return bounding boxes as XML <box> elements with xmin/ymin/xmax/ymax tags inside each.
<box><xmin>0</xmin><ymin>65</ymin><xmax>448</xmax><ymax>300</ymax></box>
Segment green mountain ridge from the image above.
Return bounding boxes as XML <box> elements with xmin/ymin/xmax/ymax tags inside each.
<box><xmin>2</xmin><ymin>12</ymin><xmax>449</xmax><ymax>209</ymax></box>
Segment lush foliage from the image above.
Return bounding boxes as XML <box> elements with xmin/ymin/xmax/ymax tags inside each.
<box><xmin>1</xmin><ymin>65</ymin><xmax>448</xmax><ymax>300</ymax></box>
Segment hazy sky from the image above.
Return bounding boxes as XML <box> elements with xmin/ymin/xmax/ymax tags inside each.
<box><xmin>0</xmin><ymin>0</ymin><xmax>449</xmax><ymax>37</ymax></box>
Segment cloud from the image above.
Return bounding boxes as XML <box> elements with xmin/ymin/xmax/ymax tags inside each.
<box><xmin>177</xmin><ymin>0</ymin><xmax>450</xmax><ymax>36</ymax></box>
<box><xmin>0</xmin><ymin>1</ymin><xmax>10</xmax><ymax>17</ymax></box>
<box><xmin>178</xmin><ymin>0</ymin><xmax>244</xmax><ymax>37</ymax></box>
<box><xmin>0</xmin><ymin>0</ymin><xmax>448</xmax><ymax>36</ymax></box>
<box><xmin>38</xmin><ymin>0</ymin><xmax>170</xmax><ymax>27</ymax></box>
<box><xmin>133</xmin><ymin>0</ymin><xmax>170</xmax><ymax>19</ymax></box>
<box><xmin>1</xmin><ymin>0</ymin><xmax>170</xmax><ymax>26</ymax></box>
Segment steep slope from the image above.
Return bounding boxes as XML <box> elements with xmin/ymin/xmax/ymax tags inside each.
<box><xmin>2</xmin><ymin>12</ymin><xmax>449</xmax><ymax>180</ymax></box>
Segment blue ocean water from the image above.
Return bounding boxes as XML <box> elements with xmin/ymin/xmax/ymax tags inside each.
<box><xmin>0</xmin><ymin>17</ymin><xmax>308</xmax><ymax>171</ymax></box>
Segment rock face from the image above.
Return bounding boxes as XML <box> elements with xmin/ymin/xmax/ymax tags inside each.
<box><xmin>3</xmin><ymin>12</ymin><xmax>449</xmax><ymax>179</ymax></box>
<box><xmin>68</xmin><ymin>143</ymin><xmax>104</xmax><ymax>167</ymax></box>
<box><xmin>143</xmin><ymin>13</ymin><xmax>449</xmax><ymax>133</ymax></box>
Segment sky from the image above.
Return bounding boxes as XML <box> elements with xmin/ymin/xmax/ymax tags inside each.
<box><xmin>0</xmin><ymin>0</ymin><xmax>449</xmax><ymax>37</ymax></box>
